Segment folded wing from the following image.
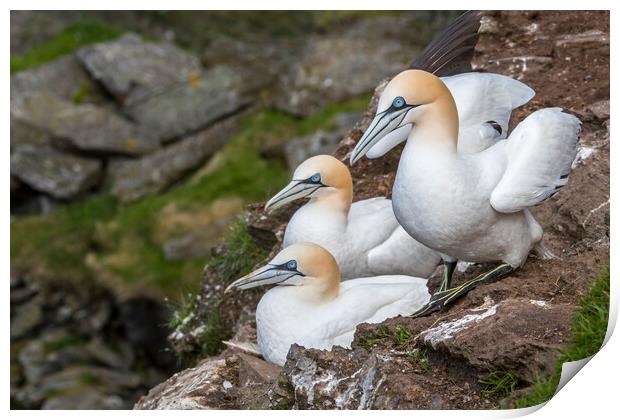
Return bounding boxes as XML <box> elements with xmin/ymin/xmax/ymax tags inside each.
<box><xmin>442</xmin><ymin>72</ymin><xmax>535</xmax><ymax>153</ymax></box>
<box><xmin>490</xmin><ymin>108</ymin><xmax>581</xmax><ymax>213</ymax></box>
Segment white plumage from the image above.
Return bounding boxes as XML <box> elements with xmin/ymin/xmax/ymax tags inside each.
<box><xmin>490</xmin><ymin>108</ymin><xmax>581</xmax><ymax>213</ymax></box>
<box><xmin>226</xmin><ymin>243</ymin><xmax>430</xmax><ymax>366</ymax></box>
<box><xmin>350</xmin><ymin>70</ymin><xmax>581</xmax><ymax>269</ymax></box>
<box><xmin>266</xmin><ymin>155</ymin><xmax>441</xmax><ymax>280</ymax></box>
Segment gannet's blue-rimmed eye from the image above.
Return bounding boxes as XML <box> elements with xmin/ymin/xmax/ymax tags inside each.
<box><xmin>286</xmin><ymin>260</ymin><xmax>297</xmax><ymax>270</ymax></box>
<box><xmin>392</xmin><ymin>96</ymin><xmax>406</xmax><ymax>109</ymax></box>
<box><xmin>310</xmin><ymin>173</ymin><xmax>321</xmax><ymax>183</ymax></box>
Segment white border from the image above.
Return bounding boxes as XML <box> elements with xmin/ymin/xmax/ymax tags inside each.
<box><xmin>4</xmin><ymin>2</ymin><xmax>616</xmax><ymax>417</ymax></box>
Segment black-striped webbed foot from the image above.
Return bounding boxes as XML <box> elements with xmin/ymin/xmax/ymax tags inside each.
<box><xmin>411</xmin><ymin>262</ymin><xmax>513</xmax><ymax>319</ymax></box>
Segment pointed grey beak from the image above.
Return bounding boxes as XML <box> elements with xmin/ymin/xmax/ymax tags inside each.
<box><xmin>265</xmin><ymin>180</ymin><xmax>324</xmax><ymax>213</ymax></box>
<box><xmin>350</xmin><ymin>106</ymin><xmax>414</xmax><ymax>165</ymax></box>
<box><xmin>225</xmin><ymin>263</ymin><xmax>303</xmax><ymax>293</ymax></box>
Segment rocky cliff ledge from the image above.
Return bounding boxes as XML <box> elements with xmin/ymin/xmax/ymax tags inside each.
<box><xmin>136</xmin><ymin>11</ymin><xmax>609</xmax><ymax>410</ymax></box>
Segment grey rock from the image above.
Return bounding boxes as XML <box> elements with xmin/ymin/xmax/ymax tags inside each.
<box><xmin>16</xmin><ymin>94</ymin><xmax>160</xmax><ymax>155</ymax></box>
<box><xmin>283</xmin><ymin>111</ymin><xmax>361</xmax><ymax>170</ymax></box>
<box><xmin>76</xmin><ymin>33</ymin><xmax>202</xmax><ymax>106</ymax></box>
<box><xmin>135</xmin><ymin>354</ymin><xmax>238</xmax><ymax>409</ymax></box>
<box><xmin>202</xmin><ymin>36</ymin><xmax>295</xmax><ymax>94</ymax></box>
<box><xmin>588</xmin><ymin>100</ymin><xmax>610</xmax><ymax>120</ymax></box>
<box><xmin>162</xmin><ymin>233</ymin><xmax>212</xmax><ymax>261</ymax></box>
<box><xmin>124</xmin><ymin>66</ymin><xmax>251</xmax><ymax>141</ymax></box>
<box><xmin>26</xmin><ymin>365</ymin><xmax>142</xmax><ymax>405</ymax></box>
<box><xmin>10</xmin><ymin>285</ymin><xmax>37</xmax><ymax>305</ymax></box>
<box><xmin>273</xmin><ymin>16</ymin><xmax>421</xmax><ymax>116</ymax></box>
<box><xmin>86</xmin><ymin>337</ymin><xmax>135</xmax><ymax>370</ymax></box>
<box><xmin>10</xmin><ymin>118</ymin><xmax>52</xmax><ymax>153</ymax></box>
<box><xmin>110</xmin><ymin>115</ymin><xmax>241</xmax><ymax>202</ymax></box>
<box><xmin>42</xmin><ymin>391</ymin><xmax>127</xmax><ymax>410</ymax></box>
<box><xmin>17</xmin><ymin>329</ymin><xmax>91</xmax><ymax>384</ymax></box>
<box><xmin>10</xmin><ymin>55</ymin><xmax>106</xmax><ymax>116</ymax></box>
<box><xmin>10</xmin><ymin>147</ymin><xmax>102</xmax><ymax>200</ymax></box>
<box><xmin>284</xmin><ymin>130</ymin><xmax>343</xmax><ymax>171</ymax></box>
<box><xmin>10</xmin><ymin>298</ymin><xmax>43</xmax><ymax>339</ymax></box>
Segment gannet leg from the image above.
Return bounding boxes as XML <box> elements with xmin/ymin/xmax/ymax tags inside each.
<box><xmin>410</xmin><ymin>263</ymin><xmax>513</xmax><ymax>318</ymax></box>
<box><xmin>439</xmin><ymin>260</ymin><xmax>457</xmax><ymax>292</ymax></box>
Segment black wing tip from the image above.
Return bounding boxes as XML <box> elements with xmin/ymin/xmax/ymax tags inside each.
<box><xmin>485</xmin><ymin>120</ymin><xmax>503</xmax><ymax>135</ymax></box>
<box><xmin>409</xmin><ymin>10</ymin><xmax>483</xmax><ymax>77</ymax></box>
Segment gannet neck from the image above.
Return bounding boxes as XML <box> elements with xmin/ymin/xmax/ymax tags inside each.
<box><xmin>311</xmin><ymin>184</ymin><xmax>352</xmax><ymax>215</ymax></box>
<box><xmin>296</xmin><ymin>243</ymin><xmax>340</xmax><ymax>302</ymax></box>
<box><xmin>409</xmin><ymin>88</ymin><xmax>459</xmax><ymax>153</ymax></box>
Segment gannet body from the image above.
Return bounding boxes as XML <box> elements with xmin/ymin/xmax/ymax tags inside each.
<box><xmin>350</xmin><ymin>70</ymin><xmax>580</xmax><ymax>314</ymax></box>
<box><xmin>226</xmin><ymin>243</ymin><xmax>430</xmax><ymax>366</ymax></box>
<box><xmin>265</xmin><ymin>155</ymin><xmax>441</xmax><ymax>279</ymax></box>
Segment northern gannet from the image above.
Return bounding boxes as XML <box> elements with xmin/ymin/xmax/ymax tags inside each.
<box><xmin>350</xmin><ymin>70</ymin><xmax>580</xmax><ymax>315</ymax></box>
<box><xmin>264</xmin><ymin>155</ymin><xmax>441</xmax><ymax>279</ymax></box>
<box><xmin>225</xmin><ymin>242</ymin><xmax>430</xmax><ymax>365</ymax></box>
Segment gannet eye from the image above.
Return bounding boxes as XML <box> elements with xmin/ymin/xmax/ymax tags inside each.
<box><xmin>392</xmin><ymin>96</ymin><xmax>406</xmax><ymax>109</ymax></box>
<box><xmin>286</xmin><ymin>260</ymin><xmax>297</xmax><ymax>270</ymax></box>
<box><xmin>310</xmin><ymin>173</ymin><xmax>321</xmax><ymax>183</ymax></box>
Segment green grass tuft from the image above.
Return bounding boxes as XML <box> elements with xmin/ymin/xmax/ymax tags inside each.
<box><xmin>406</xmin><ymin>348</ymin><xmax>430</xmax><ymax>371</ymax></box>
<box><xmin>11</xmin><ymin>20</ymin><xmax>125</xmax><ymax>73</ymax></box>
<box><xmin>395</xmin><ymin>326</ymin><xmax>413</xmax><ymax>344</ymax></box>
<box><xmin>359</xmin><ymin>325</ymin><xmax>391</xmax><ymax>349</ymax></box>
<box><xmin>512</xmin><ymin>268</ymin><xmax>610</xmax><ymax>408</ymax></box>
<box><xmin>479</xmin><ymin>370</ymin><xmax>519</xmax><ymax>398</ymax></box>
<box><xmin>209</xmin><ymin>218</ymin><xmax>270</xmax><ymax>284</ymax></box>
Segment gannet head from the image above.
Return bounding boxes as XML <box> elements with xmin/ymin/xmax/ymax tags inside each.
<box><xmin>264</xmin><ymin>155</ymin><xmax>353</xmax><ymax>212</ymax></box>
<box><xmin>350</xmin><ymin>69</ymin><xmax>456</xmax><ymax>165</ymax></box>
<box><xmin>225</xmin><ymin>242</ymin><xmax>340</xmax><ymax>300</ymax></box>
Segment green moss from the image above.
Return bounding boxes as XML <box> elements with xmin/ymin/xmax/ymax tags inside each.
<box><xmin>11</xmin><ymin>20</ymin><xmax>125</xmax><ymax>73</ymax></box>
<box><xmin>43</xmin><ymin>335</ymin><xmax>86</xmax><ymax>353</ymax></box>
<box><xmin>315</xmin><ymin>11</ymin><xmax>397</xmax><ymax>30</ymax></box>
<box><xmin>78</xmin><ymin>371</ymin><xmax>101</xmax><ymax>386</ymax></box>
<box><xmin>71</xmin><ymin>83</ymin><xmax>93</xmax><ymax>104</ymax></box>
<box><xmin>512</xmin><ymin>268</ymin><xmax>610</xmax><ymax>408</ymax></box>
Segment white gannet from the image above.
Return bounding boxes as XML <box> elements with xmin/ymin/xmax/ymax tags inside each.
<box><xmin>264</xmin><ymin>155</ymin><xmax>441</xmax><ymax>280</ymax></box>
<box><xmin>350</xmin><ymin>70</ymin><xmax>580</xmax><ymax>315</ymax></box>
<box><xmin>225</xmin><ymin>242</ymin><xmax>430</xmax><ymax>366</ymax></box>
<box><xmin>265</xmin><ymin>72</ymin><xmax>533</xmax><ymax>282</ymax></box>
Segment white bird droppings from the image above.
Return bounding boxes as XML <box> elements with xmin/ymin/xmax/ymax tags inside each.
<box><xmin>529</xmin><ymin>299</ymin><xmax>549</xmax><ymax>308</ymax></box>
<box><xmin>222</xmin><ymin>380</ymin><xmax>233</xmax><ymax>390</ymax></box>
<box><xmin>422</xmin><ymin>305</ymin><xmax>498</xmax><ymax>349</ymax></box>
<box><xmin>572</xmin><ymin>146</ymin><xmax>595</xmax><ymax>168</ymax></box>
